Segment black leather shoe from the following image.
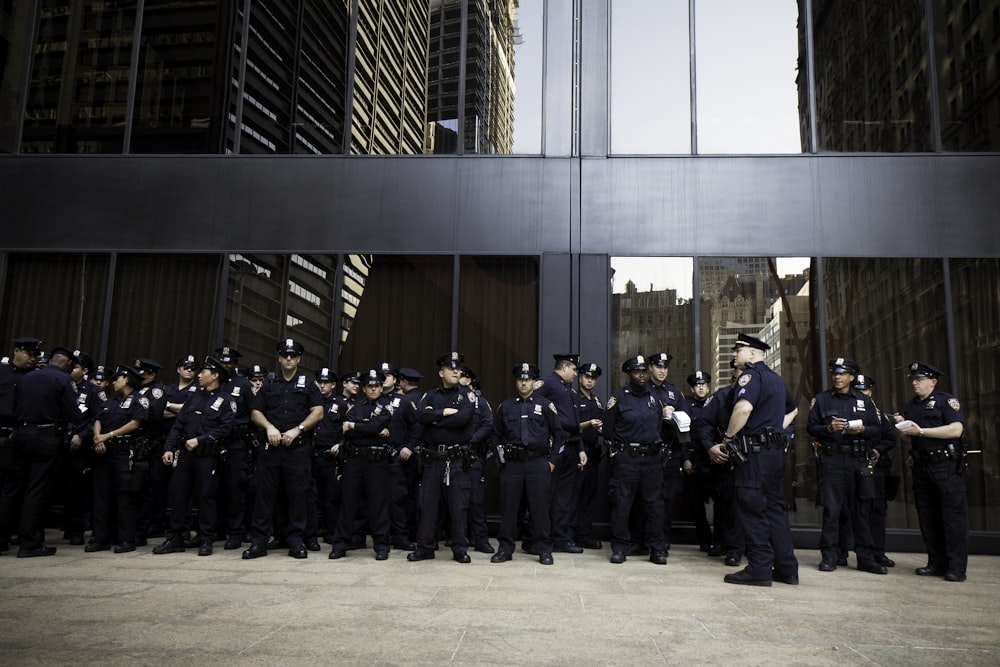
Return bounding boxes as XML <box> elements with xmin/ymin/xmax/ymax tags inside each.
<box><xmin>288</xmin><ymin>544</ymin><xmax>308</xmax><ymax>559</ymax></box>
<box><xmin>627</xmin><ymin>544</ymin><xmax>649</xmax><ymax>556</ymax></box>
<box><xmin>576</xmin><ymin>537</ymin><xmax>602</xmax><ymax>550</ymax></box>
<box><xmin>724</xmin><ymin>555</ymin><xmax>741</xmax><ymax>566</ymax></box>
<box><xmin>113</xmin><ymin>543</ymin><xmax>135</xmax><ymax>553</ymax></box>
<box><xmin>490</xmin><ymin>551</ymin><xmax>512</xmax><ymax>563</ymax></box>
<box><xmin>474</xmin><ymin>540</ymin><xmax>495</xmax><ymax>554</ymax></box>
<box><xmin>539</xmin><ymin>553</ymin><xmax>554</xmax><ymax>565</ymax></box>
<box><xmin>305</xmin><ymin>539</ymin><xmax>322</xmax><ymax>551</ymax></box>
<box><xmin>224</xmin><ymin>537</ymin><xmax>243</xmax><ymax>550</ymax></box>
<box><xmin>724</xmin><ymin>570</ymin><xmax>772</xmax><ymax>587</ymax></box>
<box><xmin>328</xmin><ymin>549</ymin><xmax>347</xmax><ymax>560</ymax></box>
<box><xmin>818</xmin><ymin>559</ymin><xmax>837</xmax><ymax>572</ymax></box>
<box><xmin>772</xmin><ymin>571</ymin><xmax>800</xmax><ymax>585</ymax></box>
<box><xmin>152</xmin><ymin>536</ymin><xmax>187</xmax><ymax>555</ymax></box>
<box><xmin>84</xmin><ymin>541</ymin><xmax>110</xmax><ymax>553</ymax></box>
<box><xmin>67</xmin><ymin>534</ymin><xmax>85</xmax><ymax>546</ymax></box>
<box><xmin>875</xmin><ymin>555</ymin><xmax>895</xmax><ymax>567</ymax></box>
<box><xmin>944</xmin><ymin>571</ymin><xmax>967</xmax><ymax>582</ymax></box>
<box><xmin>17</xmin><ymin>546</ymin><xmax>57</xmax><ymax>558</ymax></box>
<box><xmin>242</xmin><ymin>544</ymin><xmax>268</xmax><ymax>560</ymax></box>
<box><xmin>375</xmin><ymin>550</ymin><xmax>389</xmax><ymax>561</ymax></box>
<box><xmin>453</xmin><ymin>552</ymin><xmax>471</xmax><ymax>563</ymax></box>
<box><xmin>267</xmin><ymin>538</ymin><xmax>288</xmax><ymax>550</ymax></box>
<box><xmin>407</xmin><ymin>549</ymin><xmax>435</xmax><ymax>562</ymax></box>
<box><xmin>198</xmin><ymin>541</ymin><xmax>213</xmax><ymax>557</ymax></box>
<box><xmin>649</xmin><ymin>550</ymin><xmax>668</xmax><ymax>565</ymax></box>
<box><xmin>554</xmin><ymin>542</ymin><xmax>584</xmax><ymax>554</ymax></box>
<box><xmin>707</xmin><ymin>544</ymin><xmax>726</xmax><ymax>557</ymax></box>
<box><xmin>837</xmin><ymin>555</ymin><xmax>849</xmax><ymax>567</ymax></box>
<box><xmin>915</xmin><ymin>565</ymin><xmax>945</xmax><ymax>576</ymax></box>
<box><xmin>858</xmin><ymin>561</ymin><xmax>888</xmax><ymax>575</ymax></box>
<box><xmin>392</xmin><ymin>537</ymin><xmax>416</xmax><ymax>551</ymax></box>
<box><xmin>610</xmin><ymin>551</ymin><xmax>626</xmax><ymax>564</ymax></box>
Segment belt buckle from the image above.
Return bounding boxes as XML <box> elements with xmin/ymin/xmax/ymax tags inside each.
<box><xmin>436</xmin><ymin>444</ymin><xmax>448</xmax><ymax>454</ymax></box>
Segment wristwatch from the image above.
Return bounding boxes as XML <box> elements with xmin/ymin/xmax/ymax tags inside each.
<box><xmin>297</xmin><ymin>424</ymin><xmax>305</xmax><ymax>432</ymax></box>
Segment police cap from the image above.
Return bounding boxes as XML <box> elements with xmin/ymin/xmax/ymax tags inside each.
<box><xmin>733</xmin><ymin>333</ymin><xmax>770</xmax><ymax>352</ymax></box>
<box><xmin>828</xmin><ymin>357</ymin><xmax>859</xmax><ymax>375</ymax></box>
<box><xmin>362</xmin><ymin>369</ymin><xmax>386</xmax><ymax>386</ymax></box>
<box><xmin>436</xmin><ymin>352</ymin><xmax>464</xmax><ymax>368</ymax></box>
<box><xmin>579</xmin><ymin>363</ymin><xmax>602</xmax><ymax>378</ymax></box>
<box><xmin>276</xmin><ymin>339</ymin><xmax>305</xmax><ymax>356</ymax></box>
<box><xmin>399</xmin><ymin>368</ymin><xmax>423</xmax><ymax>382</ymax></box>
<box><xmin>215</xmin><ymin>346</ymin><xmax>242</xmax><ymax>363</ymax></box>
<box><xmin>686</xmin><ymin>370</ymin><xmax>711</xmax><ymax>387</ymax></box>
<box><xmin>621</xmin><ymin>355</ymin><xmax>649</xmax><ymax>373</ymax></box>
<box><xmin>73</xmin><ymin>350</ymin><xmax>94</xmax><ymax>371</ymax></box>
<box><xmin>553</xmin><ymin>353</ymin><xmax>580</xmax><ymax>366</ymax></box>
<box><xmin>12</xmin><ymin>337</ymin><xmax>43</xmax><ymax>353</ymax></box>
<box><xmin>176</xmin><ymin>354</ymin><xmax>198</xmax><ymax>369</ymax></box>
<box><xmin>853</xmin><ymin>374</ymin><xmax>875</xmax><ymax>390</ymax></box>
<box><xmin>315</xmin><ymin>367</ymin><xmax>336</xmax><ymax>382</ymax></box>
<box><xmin>200</xmin><ymin>356</ymin><xmax>232</xmax><ymax>382</ymax></box>
<box><xmin>378</xmin><ymin>362</ymin><xmax>399</xmax><ymax>376</ymax></box>
<box><xmin>132</xmin><ymin>358</ymin><xmax>162</xmax><ymax>374</ymax></box>
<box><xmin>92</xmin><ymin>365</ymin><xmax>109</xmax><ymax>381</ymax></box>
<box><xmin>339</xmin><ymin>371</ymin><xmax>361</xmax><ymax>384</ymax></box>
<box><xmin>249</xmin><ymin>364</ymin><xmax>267</xmax><ymax>378</ymax></box>
<box><xmin>649</xmin><ymin>352</ymin><xmax>673</xmax><ymax>367</ymax></box>
<box><xmin>513</xmin><ymin>362</ymin><xmax>540</xmax><ymax>380</ymax></box>
<box><xmin>906</xmin><ymin>361</ymin><xmax>943</xmax><ymax>379</ymax></box>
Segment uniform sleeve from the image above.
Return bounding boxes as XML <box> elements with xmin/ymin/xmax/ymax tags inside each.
<box><xmin>470</xmin><ymin>397</ymin><xmax>494</xmax><ymax>444</ymax></box>
<box><xmin>806</xmin><ymin>395</ymin><xmax>827</xmax><ymax>438</ymax></box>
<box><xmin>197</xmin><ymin>396</ymin><xmax>234</xmax><ymax>445</ymax></box>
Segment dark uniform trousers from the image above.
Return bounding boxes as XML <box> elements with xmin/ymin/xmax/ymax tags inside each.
<box><xmin>250</xmin><ymin>443</ymin><xmax>311</xmax><ymax>548</ymax></box>
<box><xmin>735</xmin><ymin>447</ymin><xmax>797</xmax><ymax>579</ymax></box>
<box><xmin>571</xmin><ymin>447</ymin><xmax>602</xmax><ymax>542</ymax></box>
<box><xmin>466</xmin><ymin>457</ymin><xmax>490</xmax><ymax>544</ymax></box>
<box><xmin>313</xmin><ymin>455</ymin><xmax>340</xmax><ymax>541</ymax></box>
<box><xmin>416</xmin><ymin>458</ymin><xmax>471</xmax><ymax>555</ymax></box>
<box><xmin>818</xmin><ymin>449</ymin><xmax>876</xmax><ymax>564</ymax></box>
<box><xmin>913</xmin><ymin>458</ymin><xmax>968</xmax><ymax>574</ymax></box>
<box><xmin>498</xmin><ymin>457</ymin><xmax>552</xmax><ymax>555</ymax></box>
<box><xmin>92</xmin><ymin>444</ymin><xmax>139</xmax><ymax>546</ymax></box>
<box><xmin>609</xmin><ymin>452</ymin><xmax>666</xmax><ymax>554</ymax></box>
<box><xmin>549</xmin><ymin>442</ymin><xmax>580</xmax><ymax>545</ymax></box>
<box><xmin>1</xmin><ymin>424</ymin><xmax>64</xmax><ymax>550</ymax></box>
<box><xmin>333</xmin><ymin>454</ymin><xmax>390</xmax><ymax>552</ymax></box>
<box><xmin>168</xmin><ymin>450</ymin><xmax>219</xmax><ymax>541</ymax></box>
<box><xmin>709</xmin><ymin>463</ymin><xmax>744</xmax><ymax>558</ymax></box>
<box><xmin>219</xmin><ymin>438</ymin><xmax>251</xmax><ymax>539</ymax></box>
<box><xmin>660</xmin><ymin>449</ymin><xmax>685</xmax><ymax>546</ymax></box>
<box><xmin>870</xmin><ymin>462</ymin><xmax>892</xmax><ymax>558</ymax></box>
<box><xmin>56</xmin><ymin>446</ymin><xmax>93</xmax><ymax>539</ymax></box>
<box><xmin>683</xmin><ymin>465</ymin><xmax>714</xmax><ymax>548</ymax></box>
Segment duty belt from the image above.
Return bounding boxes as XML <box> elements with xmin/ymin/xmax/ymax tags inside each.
<box><xmin>911</xmin><ymin>447</ymin><xmax>950</xmax><ymax>463</ymax></box>
<box><xmin>344</xmin><ymin>443</ymin><xmax>394</xmax><ymax>462</ymax></box>
<box><xmin>0</xmin><ymin>426</ymin><xmax>13</xmax><ymax>437</ymax></box>
<box><xmin>614</xmin><ymin>441</ymin><xmax>661</xmax><ymax>457</ymax></box>
<box><xmin>501</xmin><ymin>444</ymin><xmax>546</xmax><ymax>462</ymax></box>
<box><xmin>16</xmin><ymin>421</ymin><xmax>68</xmax><ymax>435</ymax></box>
<box><xmin>106</xmin><ymin>434</ymin><xmax>133</xmax><ymax>452</ymax></box>
<box><xmin>421</xmin><ymin>443</ymin><xmax>467</xmax><ymax>461</ymax></box>
<box><xmin>821</xmin><ymin>440</ymin><xmax>869</xmax><ymax>457</ymax></box>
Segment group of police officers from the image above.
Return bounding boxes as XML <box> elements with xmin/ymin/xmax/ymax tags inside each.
<box><xmin>0</xmin><ymin>332</ymin><xmax>970</xmax><ymax>584</ymax></box>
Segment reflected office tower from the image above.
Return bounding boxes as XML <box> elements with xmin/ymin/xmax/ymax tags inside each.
<box><xmin>425</xmin><ymin>0</ymin><xmax>517</xmax><ymax>154</ymax></box>
<box><xmin>799</xmin><ymin>0</ymin><xmax>1000</xmax><ymax>152</ymax></box>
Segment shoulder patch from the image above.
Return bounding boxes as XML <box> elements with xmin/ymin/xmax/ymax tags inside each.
<box><xmin>948</xmin><ymin>397</ymin><xmax>961</xmax><ymax>411</ymax></box>
<box><xmin>138</xmin><ymin>397</ymin><xmax>150</xmax><ymax>410</ymax></box>
<box><xmin>606</xmin><ymin>396</ymin><xmax>617</xmax><ymax>410</ymax></box>
<box><xmin>230</xmin><ymin>400</ymin><xmax>238</xmax><ymax>414</ymax></box>
<box><xmin>738</xmin><ymin>375</ymin><xmax>752</xmax><ymax>387</ymax></box>
<box><xmin>547</xmin><ymin>402</ymin><xmax>558</xmax><ymax>415</ymax></box>
<box><xmin>152</xmin><ymin>387</ymin><xmax>164</xmax><ymax>399</ymax></box>
<box><xmin>533</xmin><ymin>379</ymin><xmax>544</xmax><ymax>391</ymax></box>
<box><xmin>809</xmin><ymin>397</ymin><xmax>816</xmax><ymax>409</ymax></box>
<box><xmin>596</xmin><ymin>396</ymin><xmax>604</xmax><ymax>409</ymax></box>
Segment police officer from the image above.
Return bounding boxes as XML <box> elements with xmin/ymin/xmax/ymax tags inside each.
<box><xmin>460</xmin><ymin>367</ymin><xmax>495</xmax><ymax>553</ymax></box>
<box><xmin>329</xmin><ymin>369</ymin><xmax>394</xmax><ymax>560</ymax></box>
<box><xmin>391</xmin><ymin>367</ymin><xmax>424</xmax><ymax>548</ymax></box>
<box><xmin>684</xmin><ymin>371</ymin><xmax>715</xmax><ymax>552</ymax></box>
<box><xmin>406</xmin><ymin>352</ymin><xmax>476</xmax><ymax>563</ymax></box>
<box><xmin>490</xmin><ymin>363</ymin><xmax>563</xmax><ymax>565</ymax></box>
<box><xmin>710</xmin><ymin>334</ymin><xmax>799</xmax><ymax>586</ymax></box>
<box><xmin>807</xmin><ymin>358</ymin><xmax>886</xmax><ymax>574</ymax></box>
<box><xmin>571</xmin><ymin>363</ymin><xmax>604</xmax><ymax>549</ymax></box>
<box><xmin>312</xmin><ymin>367</ymin><xmax>342</xmax><ymax>545</ymax></box>
<box><xmin>132</xmin><ymin>357</ymin><xmax>168</xmax><ymax>543</ymax></box>
<box><xmin>2</xmin><ymin>347</ymin><xmax>78</xmax><ymax>556</ymax></box>
<box><xmin>243</xmin><ymin>339</ymin><xmax>323</xmax><ymax>559</ymax></box>
<box><xmin>90</xmin><ymin>365</ymin><xmax>110</xmax><ymax>391</ymax></box>
<box><xmin>534</xmin><ymin>353</ymin><xmax>586</xmax><ymax>553</ymax></box>
<box><xmin>87</xmin><ymin>365</ymin><xmax>148</xmax><ymax>553</ymax></box>
<box><xmin>705</xmin><ymin>362</ymin><xmax>744</xmax><ymax>565</ymax></box>
<box><xmin>894</xmin><ymin>362</ymin><xmax>968</xmax><ymax>581</ymax></box>
<box><xmin>59</xmin><ymin>350</ymin><xmax>104</xmax><ymax>545</ymax></box>
<box><xmin>248</xmin><ymin>364</ymin><xmax>267</xmax><ymax>395</ymax></box>
<box><xmin>0</xmin><ymin>337</ymin><xmax>43</xmax><ymax>549</ymax></box>
<box><xmin>165</xmin><ymin>355</ymin><xmax>199</xmax><ymax>417</ymax></box>
<box><xmin>340</xmin><ymin>371</ymin><xmax>361</xmax><ymax>406</ymax></box>
<box><xmin>853</xmin><ymin>373</ymin><xmax>897</xmax><ymax>568</ymax></box>
<box><xmin>604</xmin><ymin>355</ymin><xmax>668</xmax><ymax>565</ymax></box>
<box><xmin>153</xmin><ymin>357</ymin><xmax>234</xmax><ymax>556</ymax></box>
<box><xmin>216</xmin><ymin>347</ymin><xmax>258</xmax><ymax>549</ymax></box>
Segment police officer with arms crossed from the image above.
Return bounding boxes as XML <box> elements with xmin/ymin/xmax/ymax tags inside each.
<box><xmin>710</xmin><ymin>334</ymin><xmax>799</xmax><ymax>587</ymax></box>
<box><xmin>807</xmin><ymin>358</ymin><xmax>886</xmax><ymax>574</ymax></box>
<box><xmin>604</xmin><ymin>355</ymin><xmax>668</xmax><ymax>565</ymax></box>
<box><xmin>490</xmin><ymin>363</ymin><xmax>563</xmax><ymax>565</ymax></box>
<box><xmin>243</xmin><ymin>339</ymin><xmax>324</xmax><ymax>560</ymax></box>
<box><xmin>894</xmin><ymin>362</ymin><xmax>968</xmax><ymax>582</ymax></box>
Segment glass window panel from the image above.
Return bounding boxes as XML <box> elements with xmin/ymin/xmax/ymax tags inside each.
<box><xmin>225</xmin><ymin>253</ymin><xmax>287</xmax><ymax>371</ymax></box>
<box><xmin>822</xmin><ymin>258</ymin><xmax>947</xmax><ymax>532</ymax></box>
<box><xmin>511</xmin><ymin>0</ymin><xmax>543</xmax><ymax>153</ymax></box>
<box><xmin>700</xmin><ymin>257</ymin><xmax>815</xmax><ymax>524</ymax></box>
<box><xmin>695</xmin><ymin>0</ymin><xmax>802</xmax><ymax>153</ymax></box>
<box><xmin>1</xmin><ymin>253</ymin><xmax>109</xmax><ymax>358</ymax></box>
<box><xmin>337</xmin><ymin>255</ymin><xmax>452</xmax><ymax>379</ymax></box>
<box><xmin>810</xmin><ymin>0</ymin><xmax>934</xmax><ymax>152</ymax></box>
<box><xmin>21</xmin><ymin>1</ymin><xmax>138</xmax><ymax>154</ymax></box>
<box><xmin>948</xmin><ymin>258</ymin><xmax>1000</xmax><ymax>530</ymax></box>
<box><xmin>0</xmin><ymin>0</ymin><xmax>37</xmax><ymax>152</ymax></box>
<box><xmin>610</xmin><ymin>0</ymin><xmax>691</xmax><ymax>154</ymax></box>
<box><xmin>933</xmin><ymin>1</ymin><xmax>998</xmax><ymax>150</ymax></box>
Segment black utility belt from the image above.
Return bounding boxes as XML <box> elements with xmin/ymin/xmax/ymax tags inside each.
<box><xmin>230</xmin><ymin>424</ymin><xmax>254</xmax><ymax>438</ymax></box>
<box><xmin>0</xmin><ymin>426</ymin><xmax>13</xmax><ymax>437</ymax></box>
<box><xmin>420</xmin><ymin>443</ymin><xmax>468</xmax><ymax>461</ymax></box>
<box><xmin>821</xmin><ymin>441</ymin><xmax>870</xmax><ymax>457</ymax></box>
<box><xmin>613</xmin><ymin>441</ymin><xmax>662</xmax><ymax>457</ymax></box>
<box><xmin>16</xmin><ymin>421</ymin><xmax>68</xmax><ymax>434</ymax></box>
<box><xmin>105</xmin><ymin>435</ymin><xmax>134</xmax><ymax>451</ymax></box>
<box><xmin>343</xmin><ymin>443</ymin><xmax>394</xmax><ymax>462</ymax></box>
<box><xmin>738</xmin><ymin>433</ymin><xmax>786</xmax><ymax>451</ymax></box>
<box><xmin>911</xmin><ymin>447</ymin><xmax>952</xmax><ymax>463</ymax></box>
<box><xmin>502</xmin><ymin>444</ymin><xmax>547</xmax><ymax>461</ymax></box>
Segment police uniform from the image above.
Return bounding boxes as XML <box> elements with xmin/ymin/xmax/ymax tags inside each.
<box><xmin>853</xmin><ymin>374</ymin><xmax>898</xmax><ymax>568</ymax></box>
<box><xmin>213</xmin><ymin>348</ymin><xmax>258</xmax><ymax>549</ymax></box>
<box><xmin>490</xmin><ymin>363</ymin><xmax>563</xmax><ymax>564</ymax></box>
<box><xmin>722</xmin><ymin>334</ymin><xmax>799</xmax><ymax>586</ymax></box>
<box><xmin>329</xmin><ymin>370</ymin><xmax>394</xmax><ymax>560</ymax></box>
<box><xmin>153</xmin><ymin>357</ymin><xmax>234</xmax><ymax>556</ymax></box>
<box><xmin>88</xmin><ymin>366</ymin><xmax>149</xmax><ymax>552</ymax></box>
<box><xmin>704</xmin><ymin>377</ymin><xmax>744</xmax><ymax>563</ymax></box>
<box><xmin>604</xmin><ymin>355</ymin><xmax>668</xmax><ymax>564</ymax></box>
<box><xmin>59</xmin><ymin>351</ymin><xmax>104</xmax><ymax>544</ymax></box>
<box><xmin>2</xmin><ymin>347</ymin><xmax>78</xmax><ymax>556</ymax></box>
<box><xmin>533</xmin><ymin>353</ymin><xmax>583</xmax><ymax>552</ymax></box>
<box><xmin>243</xmin><ymin>339</ymin><xmax>323</xmax><ymax>559</ymax></box>
<box><xmin>571</xmin><ymin>363</ymin><xmax>605</xmax><ymax>549</ymax></box>
<box><xmin>390</xmin><ymin>370</ymin><xmax>424</xmax><ymax>548</ymax></box>
<box><xmin>901</xmin><ymin>362</ymin><xmax>969</xmax><ymax>581</ymax></box>
<box><xmin>0</xmin><ymin>338</ymin><xmax>43</xmax><ymax>544</ymax></box>
<box><xmin>462</xmin><ymin>368</ymin><xmax>495</xmax><ymax>553</ymax></box>
<box><xmin>408</xmin><ymin>352</ymin><xmax>476</xmax><ymax>563</ymax></box>
<box><xmin>684</xmin><ymin>371</ymin><xmax>715</xmax><ymax>552</ymax></box>
<box><xmin>132</xmin><ymin>357</ymin><xmax>169</xmax><ymax>542</ymax></box>
<box><xmin>806</xmin><ymin>358</ymin><xmax>885</xmax><ymax>573</ymax></box>
<box><xmin>312</xmin><ymin>367</ymin><xmax>345</xmax><ymax>545</ymax></box>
